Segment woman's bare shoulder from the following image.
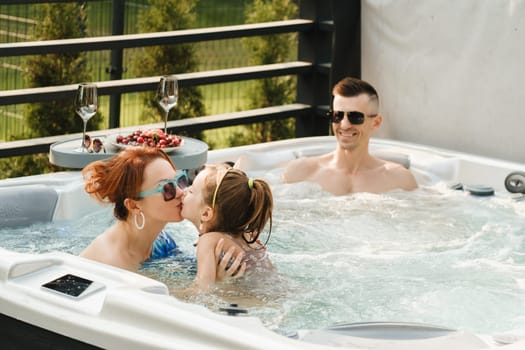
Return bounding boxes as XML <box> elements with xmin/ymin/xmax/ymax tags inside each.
<box><xmin>80</xmin><ymin>227</ymin><xmax>120</xmax><ymax>256</ymax></box>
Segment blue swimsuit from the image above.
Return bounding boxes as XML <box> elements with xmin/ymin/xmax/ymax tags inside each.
<box><xmin>149</xmin><ymin>230</ymin><xmax>179</xmax><ymax>259</ymax></box>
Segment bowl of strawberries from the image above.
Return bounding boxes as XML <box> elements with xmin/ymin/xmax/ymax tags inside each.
<box><xmin>110</xmin><ymin>129</ymin><xmax>183</xmax><ymax>153</ymax></box>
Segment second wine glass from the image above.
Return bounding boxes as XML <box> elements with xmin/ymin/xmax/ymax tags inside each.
<box><xmin>74</xmin><ymin>83</ymin><xmax>98</xmax><ymax>153</ymax></box>
<box><xmin>157</xmin><ymin>75</ymin><xmax>178</xmax><ymax>134</ymax></box>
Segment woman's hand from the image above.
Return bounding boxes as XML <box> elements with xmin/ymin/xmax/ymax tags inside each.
<box><xmin>215</xmin><ymin>238</ymin><xmax>246</xmax><ymax>281</ymax></box>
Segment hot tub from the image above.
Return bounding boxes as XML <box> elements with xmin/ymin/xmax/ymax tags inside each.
<box><xmin>1</xmin><ymin>136</ymin><xmax>525</xmax><ymax>350</ymax></box>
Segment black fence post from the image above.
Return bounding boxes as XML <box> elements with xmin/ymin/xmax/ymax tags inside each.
<box><xmin>330</xmin><ymin>0</ymin><xmax>361</xmax><ymax>85</ymax></box>
<box><xmin>108</xmin><ymin>0</ymin><xmax>125</xmax><ymax>128</ymax></box>
<box><xmin>296</xmin><ymin>0</ymin><xmax>361</xmax><ymax>138</ymax></box>
<box><xmin>296</xmin><ymin>0</ymin><xmax>332</xmax><ymax>138</ymax></box>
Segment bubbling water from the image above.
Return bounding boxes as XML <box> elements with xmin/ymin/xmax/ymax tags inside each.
<box><xmin>2</xmin><ymin>173</ymin><xmax>525</xmax><ymax>335</ymax></box>
<box><xmin>146</xmin><ymin>170</ymin><xmax>525</xmax><ymax>335</ymax></box>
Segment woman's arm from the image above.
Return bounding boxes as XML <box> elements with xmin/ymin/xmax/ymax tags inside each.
<box><xmin>194</xmin><ymin>235</ymin><xmax>246</xmax><ymax>290</ymax></box>
<box><xmin>215</xmin><ymin>238</ymin><xmax>246</xmax><ymax>281</ymax></box>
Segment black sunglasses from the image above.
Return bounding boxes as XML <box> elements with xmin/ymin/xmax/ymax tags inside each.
<box><xmin>137</xmin><ymin>171</ymin><xmax>189</xmax><ymax>202</ymax></box>
<box><xmin>83</xmin><ymin>134</ymin><xmax>105</xmax><ymax>153</ymax></box>
<box><xmin>326</xmin><ymin>110</ymin><xmax>377</xmax><ymax>125</ymax></box>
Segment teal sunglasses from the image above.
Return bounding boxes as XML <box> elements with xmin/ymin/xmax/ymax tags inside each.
<box><xmin>137</xmin><ymin>171</ymin><xmax>189</xmax><ymax>201</ymax></box>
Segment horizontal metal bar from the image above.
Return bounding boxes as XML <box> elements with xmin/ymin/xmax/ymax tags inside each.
<box><xmin>0</xmin><ymin>19</ymin><xmax>314</xmax><ymax>57</ymax></box>
<box><xmin>1</xmin><ymin>0</ymin><xmax>74</xmax><ymax>4</ymax></box>
<box><xmin>170</xmin><ymin>103</ymin><xmax>312</xmax><ymax>133</ymax></box>
<box><xmin>0</xmin><ymin>61</ymin><xmax>313</xmax><ymax>105</ymax></box>
<box><xmin>0</xmin><ymin>104</ymin><xmax>312</xmax><ymax>158</ymax></box>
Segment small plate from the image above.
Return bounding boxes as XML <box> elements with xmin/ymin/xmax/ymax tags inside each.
<box><xmin>107</xmin><ymin>133</ymin><xmax>184</xmax><ymax>153</ymax></box>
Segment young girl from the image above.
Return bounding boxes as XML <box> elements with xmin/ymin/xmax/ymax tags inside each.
<box><xmin>182</xmin><ymin>164</ymin><xmax>274</xmax><ymax>290</ymax></box>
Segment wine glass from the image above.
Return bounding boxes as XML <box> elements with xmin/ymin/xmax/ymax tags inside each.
<box><xmin>74</xmin><ymin>83</ymin><xmax>98</xmax><ymax>152</ymax></box>
<box><xmin>157</xmin><ymin>75</ymin><xmax>178</xmax><ymax>134</ymax></box>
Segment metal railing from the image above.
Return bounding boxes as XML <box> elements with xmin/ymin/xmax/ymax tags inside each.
<box><xmin>0</xmin><ymin>0</ymin><xmax>361</xmax><ymax>159</ymax></box>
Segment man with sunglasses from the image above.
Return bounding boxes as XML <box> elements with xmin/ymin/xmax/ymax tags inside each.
<box><xmin>282</xmin><ymin>77</ymin><xmax>418</xmax><ymax>195</ymax></box>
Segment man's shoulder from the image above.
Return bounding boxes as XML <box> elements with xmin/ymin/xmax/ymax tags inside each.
<box><xmin>290</xmin><ymin>155</ymin><xmax>322</xmax><ymax>168</ymax></box>
<box><xmin>282</xmin><ymin>155</ymin><xmax>323</xmax><ymax>183</ymax></box>
<box><xmin>381</xmin><ymin>160</ymin><xmax>418</xmax><ymax>190</ymax></box>
<box><xmin>382</xmin><ymin>159</ymin><xmax>411</xmax><ymax>175</ymax></box>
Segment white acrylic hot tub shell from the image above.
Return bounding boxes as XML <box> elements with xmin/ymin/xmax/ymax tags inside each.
<box><xmin>2</xmin><ymin>136</ymin><xmax>525</xmax><ymax>349</ymax></box>
<box><xmin>209</xmin><ymin>136</ymin><xmax>525</xmax><ymax>193</ymax></box>
<box><xmin>0</xmin><ymin>248</ymin><xmax>333</xmax><ymax>350</ymax></box>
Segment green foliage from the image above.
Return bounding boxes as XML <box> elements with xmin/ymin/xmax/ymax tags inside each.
<box><xmin>229</xmin><ymin>0</ymin><xmax>298</xmax><ymax>146</ymax></box>
<box><xmin>129</xmin><ymin>0</ymin><xmax>205</xmax><ymax>137</ymax></box>
<box><xmin>0</xmin><ymin>3</ymin><xmax>102</xmax><ymax>179</ymax></box>
<box><xmin>0</xmin><ymin>154</ymin><xmax>66</xmax><ymax>180</ymax></box>
<box><xmin>23</xmin><ymin>3</ymin><xmax>102</xmax><ymax>137</ymax></box>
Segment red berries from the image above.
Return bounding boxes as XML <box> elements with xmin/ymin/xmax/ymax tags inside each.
<box><xmin>115</xmin><ymin>129</ymin><xmax>182</xmax><ymax>148</ymax></box>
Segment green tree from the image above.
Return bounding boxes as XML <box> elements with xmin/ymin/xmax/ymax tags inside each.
<box><xmin>0</xmin><ymin>2</ymin><xmax>101</xmax><ymax>179</ymax></box>
<box><xmin>24</xmin><ymin>2</ymin><xmax>102</xmax><ymax>137</ymax></box>
<box><xmin>228</xmin><ymin>0</ymin><xmax>298</xmax><ymax>146</ymax></box>
<box><xmin>130</xmin><ymin>0</ymin><xmax>205</xmax><ymax>137</ymax></box>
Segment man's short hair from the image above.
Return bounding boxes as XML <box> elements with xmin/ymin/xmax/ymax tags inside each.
<box><xmin>332</xmin><ymin>77</ymin><xmax>379</xmax><ymax>107</ymax></box>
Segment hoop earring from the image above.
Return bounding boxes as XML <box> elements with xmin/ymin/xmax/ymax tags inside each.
<box><xmin>134</xmin><ymin>211</ymin><xmax>145</xmax><ymax>230</ymax></box>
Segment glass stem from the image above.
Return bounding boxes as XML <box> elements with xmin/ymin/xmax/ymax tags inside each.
<box><xmin>82</xmin><ymin>120</ymin><xmax>88</xmax><ymax>152</ymax></box>
<box><xmin>164</xmin><ymin>110</ymin><xmax>169</xmax><ymax>134</ymax></box>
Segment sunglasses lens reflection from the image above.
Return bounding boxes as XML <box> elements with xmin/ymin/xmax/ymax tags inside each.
<box><xmin>177</xmin><ymin>175</ymin><xmax>189</xmax><ymax>189</ymax></box>
<box><xmin>162</xmin><ymin>182</ymin><xmax>176</xmax><ymax>201</ymax></box>
<box><xmin>348</xmin><ymin>112</ymin><xmax>365</xmax><ymax>124</ymax></box>
<box><xmin>333</xmin><ymin>111</ymin><xmax>344</xmax><ymax>123</ymax></box>
<box><xmin>84</xmin><ymin>135</ymin><xmax>91</xmax><ymax>148</ymax></box>
<box><xmin>92</xmin><ymin>139</ymin><xmax>102</xmax><ymax>153</ymax></box>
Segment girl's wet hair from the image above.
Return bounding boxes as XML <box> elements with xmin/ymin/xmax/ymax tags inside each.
<box><xmin>202</xmin><ymin>165</ymin><xmax>273</xmax><ymax>245</ymax></box>
<box><xmin>82</xmin><ymin>147</ymin><xmax>176</xmax><ymax>220</ymax></box>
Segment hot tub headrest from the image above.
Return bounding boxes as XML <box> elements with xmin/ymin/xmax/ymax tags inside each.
<box><xmin>371</xmin><ymin>150</ymin><xmax>411</xmax><ymax>169</ymax></box>
<box><xmin>0</xmin><ymin>185</ymin><xmax>58</xmax><ymax>227</ymax></box>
